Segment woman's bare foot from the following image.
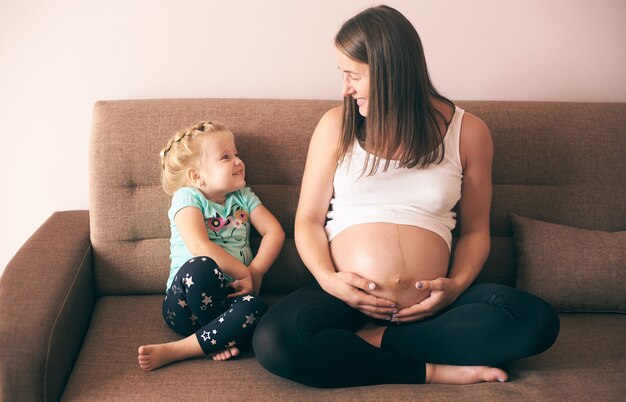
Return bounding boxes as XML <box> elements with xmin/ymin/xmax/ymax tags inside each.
<box><xmin>355</xmin><ymin>323</ymin><xmax>386</xmax><ymax>348</ymax></box>
<box><xmin>211</xmin><ymin>347</ymin><xmax>240</xmax><ymax>361</ymax></box>
<box><xmin>355</xmin><ymin>324</ymin><xmax>508</xmax><ymax>385</ymax></box>
<box><xmin>138</xmin><ymin>335</ymin><xmax>203</xmax><ymax>371</ymax></box>
<box><xmin>426</xmin><ymin>363</ymin><xmax>508</xmax><ymax>384</ymax></box>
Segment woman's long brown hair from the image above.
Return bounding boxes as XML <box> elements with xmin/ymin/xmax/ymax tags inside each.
<box><xmin>335</xmin><ymin>5</ymin><xmax>454</xmax><ymax>175</ymax></box>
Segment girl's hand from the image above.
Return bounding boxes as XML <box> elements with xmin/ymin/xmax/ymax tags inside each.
<box><xmin>320</xmin><ymin>271</ymin><xmax>398</xmax><ymax>320</ymax></box>
<box><xmin>228</xmin><ymin>274</ymin><xmax>254</xmax><ymax>298</ymax></box>
<box><xmin>249</xmin><ymin>267</ymin><xmax>264</xmax><ymax>295</ymax></box>
<box><xmin>392</xmin><ymin>277</ymin><xmax>461</xmax><ymax>323</ymax></box>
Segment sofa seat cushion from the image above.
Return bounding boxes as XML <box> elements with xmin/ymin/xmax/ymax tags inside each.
<box><xmin>61</xmin><ymin>296</ymin><xmax>626</xmax><ymax>401</ymax></box>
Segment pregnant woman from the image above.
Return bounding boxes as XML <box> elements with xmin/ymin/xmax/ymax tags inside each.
<box><xmin>253</xmin><ymin>5</ymin><xmax>559</xmax><ymax>387</ymax></box>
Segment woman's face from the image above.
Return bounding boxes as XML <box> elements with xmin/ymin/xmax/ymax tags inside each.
<box><xmin>336</xmin><ymin>47</ymin><xmax>370</xmax><ymax>117</ymax></box>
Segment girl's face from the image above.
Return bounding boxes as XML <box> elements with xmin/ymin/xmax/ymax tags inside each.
<box><xmin>336</xmin><ymin>47</ymin><xmax>370</xmax><ymax>117</ymax></box>
<box><xmin>193</xmin><ymin>134</ymin><xmax>245</xmax><ymax>202</ymax></box>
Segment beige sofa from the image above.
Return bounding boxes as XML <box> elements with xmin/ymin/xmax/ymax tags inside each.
<box><xmin>1</xmin><ymin>99</ymin><xmax>624</xmax><ymax>401</ymax></box>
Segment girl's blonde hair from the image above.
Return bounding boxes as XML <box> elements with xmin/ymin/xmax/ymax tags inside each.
<box><xmin>159</xmin><ymin>121</ymin><xmax>234</xmax><ymax>195</ymax></box>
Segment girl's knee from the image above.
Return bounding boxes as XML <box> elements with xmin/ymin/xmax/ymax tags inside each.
<box><xmin>251</xmin><ymin>295</ymin><xmax>268</xmax><ymax>314</ymax></box>
<box><xmin>177</xmin><ymin>256</ymin><xmax>225</xmax><ymax>287</ymax></box>
<box><xmin>233</xmin><ymin>294</ymin><xmax>269</xmax><ymax>317</ymax></box>
<box><xmin>178</xmin><ymin>256</ymin><xmax>219</xmax><ymax>274</ymax></box>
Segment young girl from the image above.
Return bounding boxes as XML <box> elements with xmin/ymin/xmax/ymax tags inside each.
<box><xmin>138</xmin><ymin>121</ymin><xmax>284</xmax><ymax>371</ymax></box>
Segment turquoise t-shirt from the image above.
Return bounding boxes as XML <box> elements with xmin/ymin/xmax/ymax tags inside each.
<box><xmin>166</xmin><ymin>186</ymin><xmax>262</xmax><ymax>291</ymax></box>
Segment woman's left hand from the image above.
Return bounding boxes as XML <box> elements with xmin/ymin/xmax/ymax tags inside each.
<box><xmin>391</xmin><ymin>277</ymin><xmax>462</xmax><ymax>324</ymax></box>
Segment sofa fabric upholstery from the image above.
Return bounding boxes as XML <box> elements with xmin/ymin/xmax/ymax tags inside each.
<box><xmin>88</xmin><ymin>99</ymin><xmax>331</xmax><ymax>296</ymax></box>
<box><xmin>62</xmin><ymin>295</ymin><xmax>626</xmax><ymax>401</ymax></box>
<box><xmin>512</xmin><ymin>213</ymin><xmax>625</xmax><ymax>312</ymax></box>
<box><xmin>1</xmin><ymin>99</ymin><xmax>625</xmax><ymax>401</ymax></box>
<box><xmin>0</xmin><ymin>211</ymin><xmax>93</xmax><ymax>402</ymax></box>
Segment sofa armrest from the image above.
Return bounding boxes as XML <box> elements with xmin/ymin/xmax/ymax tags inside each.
<box><xmin>0</xmin><ymin>211</ymin><xmax>94</xmax><ymax>402</ymax></box>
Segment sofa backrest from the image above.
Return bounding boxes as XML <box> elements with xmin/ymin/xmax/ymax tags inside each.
<box><xmin>89</xmin><ymin>99</ymin><xmax>626</xmax><ymax>295</ymax></box>
<box><xmin>457</xmin><ymin>101</ymin><xmax>625</xmax><ymax>286</ymax></box>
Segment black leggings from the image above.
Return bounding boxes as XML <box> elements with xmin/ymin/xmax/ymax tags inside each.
<box><xmin>252</xmin><ymin>282</ymin><xmax>559</xmax><ymax>388</ymax></box>
<box><xmin>163</xmin><ymin>257</ymin><xmax>267</xmax><ymax>355</ymax></box>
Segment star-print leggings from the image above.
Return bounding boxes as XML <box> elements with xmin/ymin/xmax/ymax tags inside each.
<box><xmin>162</xmin><ymin>256</ymin><xmax>267</xmax><ymax>355</ymax></box>
<box><xmin>252</xmin><ymin>282</ymin><xmax>559</xmax><ymax>388</ymax></box>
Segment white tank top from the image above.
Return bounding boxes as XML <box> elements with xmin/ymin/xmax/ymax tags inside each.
<box><xmin>325</xmin><ymin>106</ymin><xmax>464</xmax><ymax>250</ymax></box>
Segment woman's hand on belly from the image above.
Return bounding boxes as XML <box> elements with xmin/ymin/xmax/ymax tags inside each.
<box><xmin>330</xmin><ymin>223</ymin><xmax>451</xmax><ymax>312</ymax></box>
<box><xmin>319</xmin><ymin>271</ymin><xmax>398</xmax><ymax>320</ymax></box>
<box><xmin>391</xmin><ymin>277</ymin><xmax>463</xmax><ymax>324</ymax></box>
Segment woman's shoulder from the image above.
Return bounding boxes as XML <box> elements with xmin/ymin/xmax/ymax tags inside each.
<box><xmin>460</xmin><ymin>111</ymin><xmax>490</xmax><ymax>137</ymax></box>
<box><xmin>316</xmin><ymin>106</ymin><xmax>343</xmax><ymax>132</ymax></box>
<box><xmin>324</xmin><ymin>105</ymin><xmax>344</xmax><ymax>119</ymax></box>
<box><xmin>459</xmin><ymin>111</ymin><xmax>493</xmax><ymax>167</ymax></box>
<box><xmin>309</xmin><ymin>105</ymin><xmax>343</xmax><ymax>147</ymax></box>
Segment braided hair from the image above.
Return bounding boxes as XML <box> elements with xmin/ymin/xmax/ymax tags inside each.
<box><xmin>159</xmin><ymin>121</ymin><xmax>233</xmax><ymax>195</ymax></box>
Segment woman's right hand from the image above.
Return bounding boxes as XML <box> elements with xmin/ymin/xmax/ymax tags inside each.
<box><xmin>320</xmin><ymin>271</ymin><xmax>398</xmax><ymax>320</ymax></box>
<box><xmin>295</xmin><ymin>107</ymin><xmax>396</xmax><ymax>320</ymax></box>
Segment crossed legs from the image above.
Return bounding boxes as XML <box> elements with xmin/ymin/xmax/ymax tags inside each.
<box><xmin>138</xmin><ymin>257</ymin><xmax>267</xmax><ymax>370</ymax></box>
<box><xmin>253</xmin><ymin>282</ymin><xmax>558</xmax><ymax>387</ymax></box>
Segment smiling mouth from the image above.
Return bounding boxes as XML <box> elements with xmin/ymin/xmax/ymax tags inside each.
<box><xmin>356</xmin><ymin>98</ymin><xmax>367</xmax><ymax>106</ymax></box>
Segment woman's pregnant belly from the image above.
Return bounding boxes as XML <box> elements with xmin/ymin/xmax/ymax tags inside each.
<box><xmin>329</xmin><ymin>223</ymin><xmax>450</xmax><ymax>309</ymax></box>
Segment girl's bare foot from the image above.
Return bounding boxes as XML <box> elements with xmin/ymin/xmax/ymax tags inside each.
<box><xmin>211</xmin><ymin>346</ymin><xmax>240</xmax><ymax>361</ymax></box>
<box><xmin>426</xmin><ymin>363</ymin><xmax>508</xmax><ymax>384</ymax></box>
<box><xmin>355</xmin><ymin>323</ymin><xmax>386</xmax><ymax>348</ymax></box>
<box><xmin>138</xmin><ymin>335</ymin><xmax>203</xmax><ymax>371</ymax></box>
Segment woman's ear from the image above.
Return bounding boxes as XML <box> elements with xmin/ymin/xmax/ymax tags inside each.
<box><xmin>187</xmin><ymin>168</ymin><xmax>203</xmax><ymax>187</ymax></box>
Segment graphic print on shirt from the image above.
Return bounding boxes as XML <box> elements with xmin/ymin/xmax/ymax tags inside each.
<box><xmin>205</xmin><ymin>203</ymin><xmax>250</xmax><ymax>259</ymax></box>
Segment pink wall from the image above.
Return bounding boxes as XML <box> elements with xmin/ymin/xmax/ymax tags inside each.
<box><xmin>1</xmin><ymin>0</ymin><xmax>625</xmax><ymax>274</ymax></box>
